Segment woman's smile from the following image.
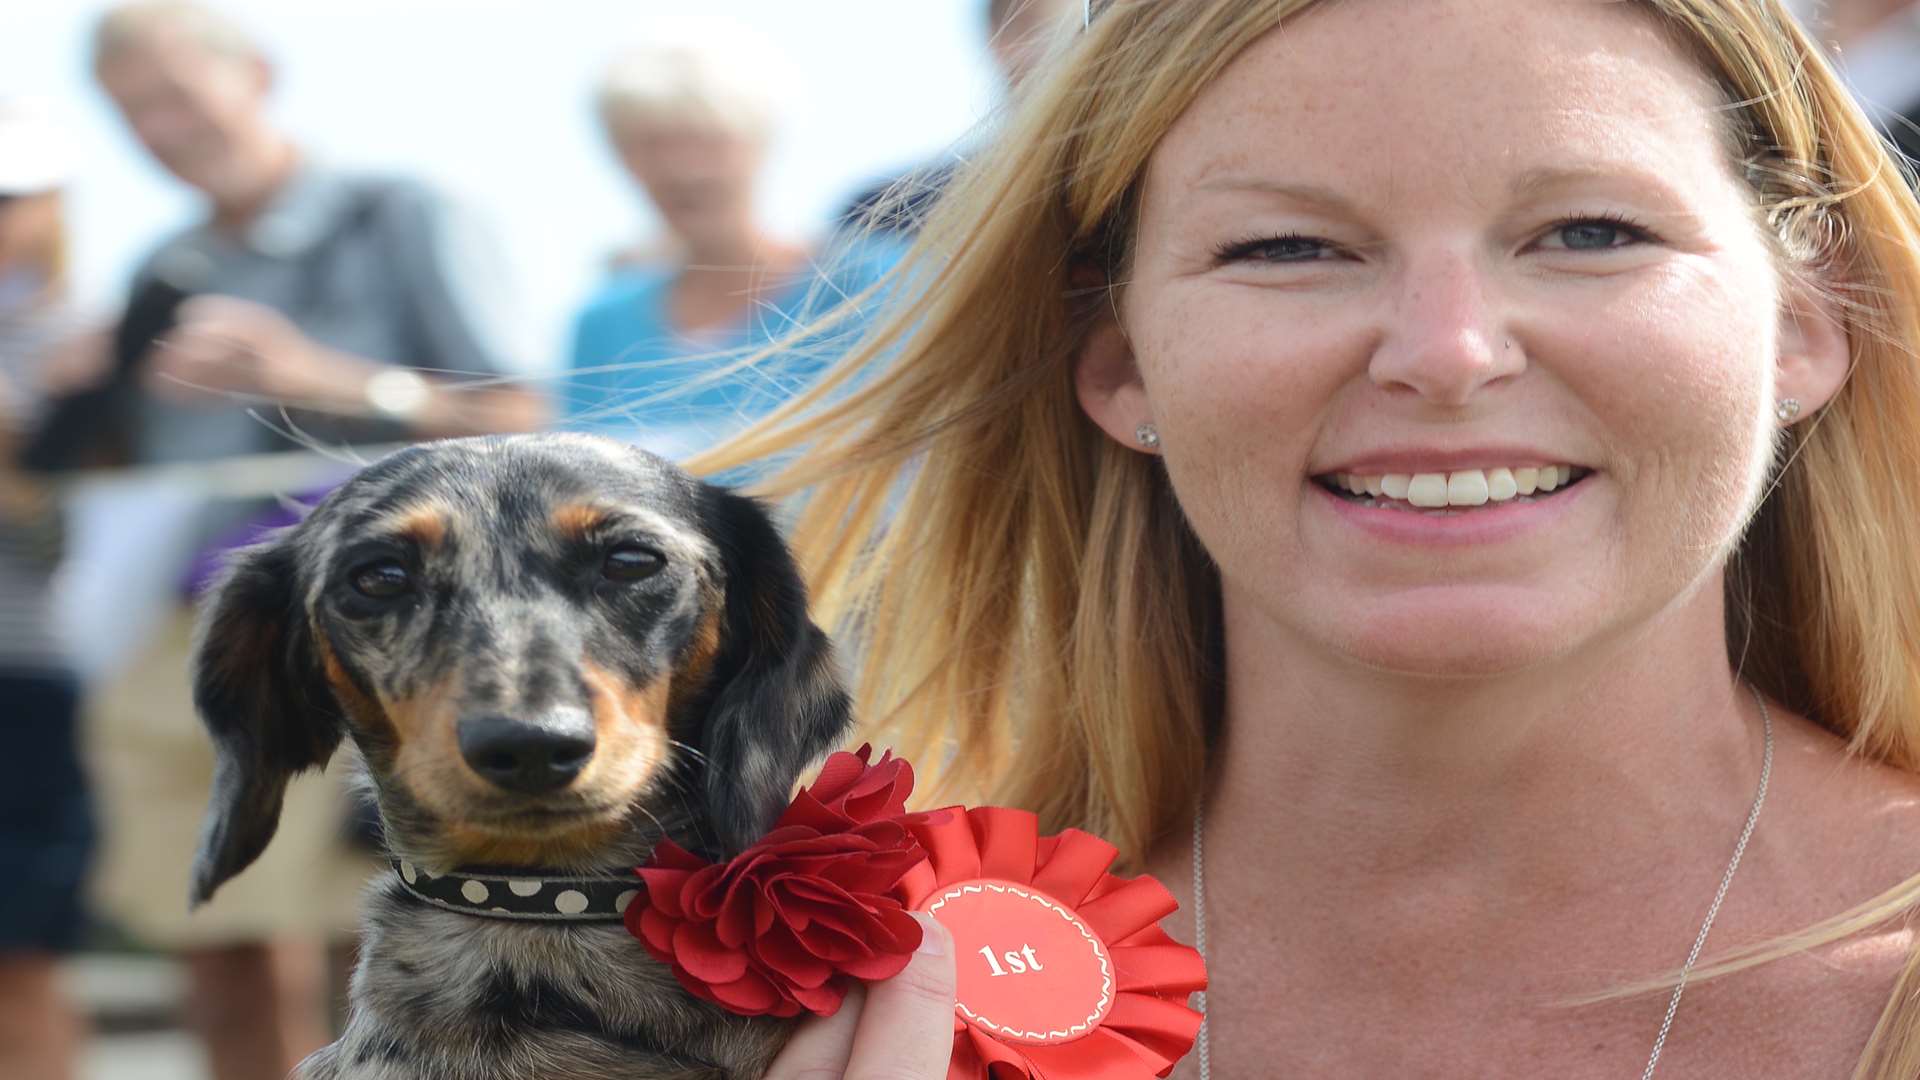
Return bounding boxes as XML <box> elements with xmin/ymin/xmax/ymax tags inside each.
<box><xmin>1308</xmin><ymin>464</ymin><xmax>1595</xmax><ymax>549</ymax></box>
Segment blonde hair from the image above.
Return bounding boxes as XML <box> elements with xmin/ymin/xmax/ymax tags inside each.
<box><xmin>694</xmin><ymin>1</ymin><xmax>1920</xmax><ymax>1072</ymax></box>
<box><xmin>91</xmin><ymin>1</ymin><xmax>263</xmax><ymax>70</ymax></box>
<box><xmin>595</xmin><ymin>20</ymin><xmax>791</xmax><ymax>147</ymax></box>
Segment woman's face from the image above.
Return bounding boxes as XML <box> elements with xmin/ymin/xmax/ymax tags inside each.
<box><xmin>1087</xmin><ymin>0</ymin><xmax>1846</xmax><ymax>676</ymax></box>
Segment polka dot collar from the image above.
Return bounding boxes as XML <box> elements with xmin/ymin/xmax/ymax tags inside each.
<box><xmin>393</xmin><ymin>859</ymin><xmax>640</xmax><ymax>922</ymax></box>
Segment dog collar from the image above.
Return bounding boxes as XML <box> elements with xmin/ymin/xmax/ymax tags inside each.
<box><xmin>392</xmin><ymin>859</ymin><xmax>639</xmax><ymax>922</ymax></box>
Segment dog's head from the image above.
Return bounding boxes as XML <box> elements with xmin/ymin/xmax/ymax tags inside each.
<box><xmin>187</xmin><ymin>434</ymin><xmax>850</xmax><ymax>905</ymax></box>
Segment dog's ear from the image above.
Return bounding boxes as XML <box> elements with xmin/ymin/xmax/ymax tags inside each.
<box><xmin>693</xmin><ymin>486</ymin><xmax>853</xmax><ymax>855</ymax></box>
<box><xmin>188</xmin><ymin>533</ymin><xmax>342</xmax><ymax>906</ymax></box>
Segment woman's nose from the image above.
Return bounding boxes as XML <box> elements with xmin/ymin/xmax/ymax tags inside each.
<box><xmin>1367</xmin><ymin>251</ymin><xmax>1523</xmax><ymax>405</ymax></box>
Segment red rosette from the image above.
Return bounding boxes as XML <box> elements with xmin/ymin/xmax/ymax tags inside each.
<box><xmin>625</xmin><ymin>746</ymin><xmax>934</xmax><ymax>1018</ymax></box>
<box><xmin>898</xmin><ymin>807</ymin><xmax>1207</xmax><ymax>1080</ymax></box>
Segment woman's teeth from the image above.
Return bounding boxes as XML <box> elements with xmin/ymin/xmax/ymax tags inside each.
<box><xmin>1327</xmin><ymin>466</ymin><xmax>1581</xmax><ymax>509</ymax></box>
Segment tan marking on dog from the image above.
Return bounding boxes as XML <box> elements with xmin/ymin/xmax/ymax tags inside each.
<box><xmin>313</xmin><ymin>624</ymin><xmax>395</xmax><ymax>741</ymax></box>
<box><xmin>577</xmin><ymin>660</ymin><xmax>671</xmax><ymax>808</ymax></box>
<box><xmin>550</xmin><ymin>503</ymin><xmax>610</xmax><ymax>539</ymax></box>
<box><xmin>581</xmin><ymin>661</ymin><xmax>669</xmax><ymax>732</ymax></box>
<box><xmin>389</xmin><ymin>503</ymin><xmax>452</xmax><ymax>550</ymax></box>
<box><xmin>384</xmin><ymin>672</ymin><xmax>497</xmax><ymax>822</ymax></box>
<box><xmin>665</xmin><ymin>607</ymin><xmax>724</xmax><ymax>721</ymax></box>
<box><xmin>445</xmin><ymin>819</ymin><xmax>629</xmax><ymax>867</ymax></box>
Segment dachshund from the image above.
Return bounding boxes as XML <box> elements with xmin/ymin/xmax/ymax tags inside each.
<box><xmin>188</xmin><ymin>433</ymin><xmax>852</xmax><ymax>1079</ymax></box>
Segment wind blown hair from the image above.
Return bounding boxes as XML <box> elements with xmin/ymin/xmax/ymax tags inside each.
<box><xmin>692</xmin><ymin>2</ymin><xmax>1920</xmax><ymax>1073</ymax></box>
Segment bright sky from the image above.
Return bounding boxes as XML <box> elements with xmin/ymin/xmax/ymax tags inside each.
<box><xmin>1</xmin><ymin>0</ymin><xmax>1000</xmax><ymax>372</ymax></box>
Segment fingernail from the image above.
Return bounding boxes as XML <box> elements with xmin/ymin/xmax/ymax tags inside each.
<box><xmin>911</xmin><ymin>911</ymin><xmax>948</xmax><ymax>956</ymax></box>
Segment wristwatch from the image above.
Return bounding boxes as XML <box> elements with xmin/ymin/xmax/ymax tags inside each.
<box><xmin>364</xmin><ymin>368</ymin><xmax>431</xmax><ymax>423</ymax></box>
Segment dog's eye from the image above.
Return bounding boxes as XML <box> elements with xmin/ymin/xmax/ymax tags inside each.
<box><xmin>350</xmin><ymin>559</ymin><xmax>413</xmax><ymax>599</ymax></box>
<box><xmin>602</xmin><ymin>544</ymin><xmax>665</xmax><ymax>582</ymax></box>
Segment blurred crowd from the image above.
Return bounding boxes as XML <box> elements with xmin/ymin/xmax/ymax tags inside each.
<box><xmin>0</xmin><ymin>0</ymin><xmax>1914</xmax><ymax>1078</ymax></box>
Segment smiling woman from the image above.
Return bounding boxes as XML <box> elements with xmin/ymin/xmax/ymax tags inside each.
<box><xmin>690</xmin><ymin>0</ymin><xmax>1920</xmax><ymax>1076</ymax></box>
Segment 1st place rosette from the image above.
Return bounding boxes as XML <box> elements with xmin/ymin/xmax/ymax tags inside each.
<box><xmin>899</xmin><ymin>807</ymin><xmax>1207</xmax><ymax>1079</ymax></box>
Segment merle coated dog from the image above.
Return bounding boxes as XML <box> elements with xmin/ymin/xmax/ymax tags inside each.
<box><xmin>188</xmin><ymin>434</ymin><xmax>851</xmax><ymax>1078</ymax></box>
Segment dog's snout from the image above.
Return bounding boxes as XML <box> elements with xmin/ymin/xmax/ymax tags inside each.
<box><xmin>457</xmin><ymin>711</ymin><xmax>596</xmax><ymax>795</ymax></box>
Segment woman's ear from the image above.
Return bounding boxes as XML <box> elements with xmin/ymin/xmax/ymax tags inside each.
<box><xmin>1071</xmin><ymin>272</ymin><xmax>1156</xmax><ymax>453</ymax></box>
<box><xmin>1775</xmin><ymin>277</ymin><xmax>1852</xmax><ymax>419</ymax></box>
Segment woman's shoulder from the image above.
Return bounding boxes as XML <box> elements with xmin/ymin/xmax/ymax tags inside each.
<box><xmin>1760</xmin><ymin>710</ymin><xmax>1920</xmax><ymax>946</ymax></box>
<box><xmin>1721</xmin><ymin>713</ymin><xmax>1920</xmax><ymax>1067</ymax></box>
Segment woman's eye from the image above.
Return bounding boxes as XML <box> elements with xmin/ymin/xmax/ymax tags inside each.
<box><xmin>1216</xmin><ymin>234</ymin><xmax>1336</xmax><ymax>264</ymax></box>
<box><xmin>349</xmin><ymin>560</ymin><xmax>412</xmax><ymax>599</ymax></box>
<box><xmin>602</xmin><ymin>544</ymin><xmax>666</xmax><ymax>582</ymax></box>
<box><xmin>1538</xmin><ymin>217</ymin><xmax>1649</xmax><ymax>252</ymax></box>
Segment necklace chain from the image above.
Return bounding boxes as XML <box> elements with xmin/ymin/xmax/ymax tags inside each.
<box><xmin>1190</xmin><ymin>688</ymin><xmax>1774</xmax><ymax>1080</ymax></box>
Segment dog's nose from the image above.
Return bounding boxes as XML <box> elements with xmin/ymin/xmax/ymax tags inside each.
<box><xmin>456</xmin><ymin>711</ymin><xmax>596</xmax><ymax>795</ymax></box>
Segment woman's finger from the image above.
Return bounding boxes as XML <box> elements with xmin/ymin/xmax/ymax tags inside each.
<box><xmin>844</xmin><ymin>912</ymin><xmax>957</xmax><ymax>1080</ymax></box>
<box><xmin>763</xmin><ymin>912</ymin><xmax>957</xmax><ymax>1080</ymax></box>
<box><xmin>763</xmin><ymin>984</ymin><xmax>866</xmax><ymax>1079</ymax></box>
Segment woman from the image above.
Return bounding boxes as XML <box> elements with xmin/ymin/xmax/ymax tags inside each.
<box><xmin>566</xmin><ymin>22</ymin><xmax>895</xmax><ymax>458</ymax></box>
<box><xmin>0</xmin><ymin>99</ymin><xmax>95</xmax><ymax>1080</ymax></box>
<box><xmin>726</xmin><ymin>0</ymin><xmax>1920</xmax><ymax>1076</ymax></box>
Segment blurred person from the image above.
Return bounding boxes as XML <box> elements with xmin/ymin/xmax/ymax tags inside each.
<box><xmin>835</xmin><ymin>0</ymin><xmax>1079</xmax><ymax>236</ymax></box>
<box><xmin>70</xmin><ymin>4</ymin><xmax>547</xmax><ymax>1079</ymax></box>
<box><xmin>1819</xmin><ymin>0</ymin><xmax>1920</xmax><ymax>165</ymax></box>
<box><xmin>0</xmin><ymin>100</ymin><xmax>94</xmax><ymax>1080</ymax></box>
<box><xmin>565</xmin><ymin>21</ymin><xmax>895</xmax><ymax>457</ymax></box>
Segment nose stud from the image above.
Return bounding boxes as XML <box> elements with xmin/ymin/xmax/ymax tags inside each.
<box><xmin>1775</xmin><ymin>398</ymin><xmax>1802</xmax><ymax>424</ymax></box>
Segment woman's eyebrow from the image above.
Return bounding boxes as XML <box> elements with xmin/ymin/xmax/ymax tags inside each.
<box><xmin>1185</xmin><ymin>163</ymin><xmax>1695</xmax><ymax>218</ymax></box>
<box><xmin>1506</xmin><ymin>163</ymin><xmax>1693</xmax><ymax>204</ymax></box>
<box><xmin>1187</xmin><ymin>174</ymin><xmax>1359</xmax><ymax>214</ymax></box>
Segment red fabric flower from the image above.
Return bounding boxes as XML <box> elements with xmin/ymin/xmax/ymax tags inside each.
<box><xmin>625</xmin><ymin>746</ymin><xmax>934</xmax><ymax>1017</ymax></box>
<box><xmin>788</xmin><ymin>744</ymin><xmax>919</xmax><ymax>828</ymax></box>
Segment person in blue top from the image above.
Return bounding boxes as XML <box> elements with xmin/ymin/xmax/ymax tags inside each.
<box><xmin>567</xmin><ymin>20</ymin><xmax>898</xmax><ymax>459</ymax></box>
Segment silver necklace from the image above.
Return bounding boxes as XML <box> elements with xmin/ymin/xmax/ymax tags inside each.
<box><xmin>1189</xmin><ymin>689</ymin><xmax>1774</xmax><ymax>1080</ymax></box>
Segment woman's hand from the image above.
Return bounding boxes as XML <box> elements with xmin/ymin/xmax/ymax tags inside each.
<box><xmin>765</xmin><ymin>912</ymin><xmax>956</xmax><ymax>1079</ymax></box>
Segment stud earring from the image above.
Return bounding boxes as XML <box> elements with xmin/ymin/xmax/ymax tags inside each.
<box><xmin>1775</xmin><ymin>398</ymin><xmax>1802</xmax><ymax>424</ymax></box>
<box><xmin>1135</xmin><ymin>423</ymin><xmax>1160</xmax><ymax>449</ymax></box>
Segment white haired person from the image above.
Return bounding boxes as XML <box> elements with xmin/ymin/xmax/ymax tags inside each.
<box><xmin>563</xmin><ymin>23</ymin><xmax>896</xmax><ymax>459</ymax></box>
<box><xmin>0</xmin><ymin>99</ymin><xmax>96</xmax><ymax>1080</ymax></box>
